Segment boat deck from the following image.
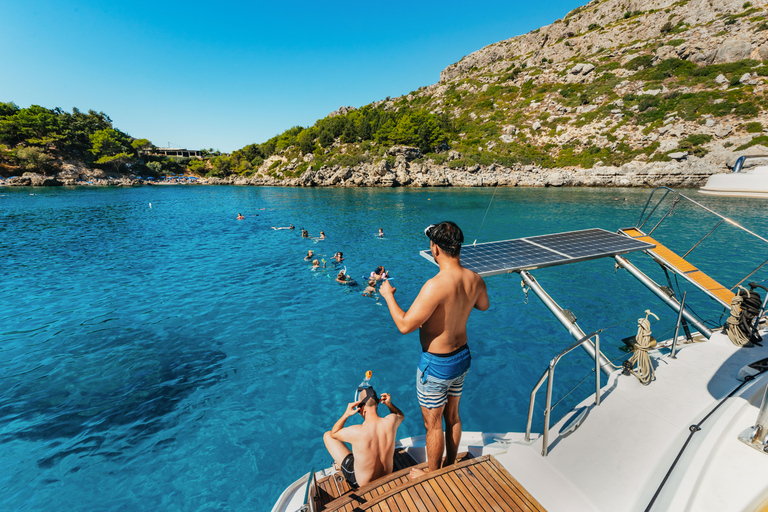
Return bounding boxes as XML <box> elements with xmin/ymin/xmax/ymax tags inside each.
<box><xmin>313</xmin><ymin>453</ymin><xmax>546</xmax><ymax>512</ymax></box>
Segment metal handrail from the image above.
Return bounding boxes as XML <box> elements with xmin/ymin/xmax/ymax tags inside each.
<box><xmin>635</xmin><ymin>186</ymin><xmax>768</xmax><ymax>291</ymax></box>
<box><xmin>732</xmin><ymin>154</ymin><xmax>768</xmax><ymax>174</ymax></box>
<box><xmin>525</xmin><ymin>331</ymin><xmax>603</xmax><ymax>456</ymax></box>
<box><xmin>638</xmin><ymin>186</ymin><xmax>768</xmax><ymax>245</ymax></box>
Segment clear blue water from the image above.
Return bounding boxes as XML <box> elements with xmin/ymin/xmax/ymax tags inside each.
<box><xmin>1</xmin><ymin>185</ymin><xmax>766</xmax><ymax>510</ymax></box>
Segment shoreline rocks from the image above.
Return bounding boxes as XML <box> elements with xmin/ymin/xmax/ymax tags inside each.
<box><xmin>0</xmin><ymin>159</ymin><xmax>741</xmax><ymax>189</ymax></box>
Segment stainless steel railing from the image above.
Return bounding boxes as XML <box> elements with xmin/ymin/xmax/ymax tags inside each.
<box><xmin>525</xmin><ymin>331</ymin><xmax>603</xmax><ymax>456</ymax></box>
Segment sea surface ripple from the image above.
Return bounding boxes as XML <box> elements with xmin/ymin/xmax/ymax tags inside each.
<box><xmin>1</xmin><ymin>185</ymin><xmax>766</xmax><ymax>510</ymax></box>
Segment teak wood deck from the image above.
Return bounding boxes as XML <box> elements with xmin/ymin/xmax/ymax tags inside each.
<box><xmin>311</xmin><ymin>452</ymin><xmax>546</xmax><ymax>512</ymax></box>
<box><xmin>619</xmin><ymin>227</ymin><xmax>735</xmax><ymax>307</ymax></box>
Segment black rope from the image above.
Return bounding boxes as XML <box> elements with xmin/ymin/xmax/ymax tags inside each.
<box><xmin>644</xmin><ymin>373</ymin><xmax>760</xmax><ymax>511</ymax></box>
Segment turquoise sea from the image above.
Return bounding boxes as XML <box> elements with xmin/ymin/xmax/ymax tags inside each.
<box><xmin>1</xmin><ymin>185</ymin><xmax>766</xmax><ymax>511</ymax></box>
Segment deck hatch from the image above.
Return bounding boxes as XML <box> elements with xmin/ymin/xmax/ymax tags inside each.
<box><xmin>420</xmin><ymin>228</ymin><xmax>655</xmax><ymax>277</ymax></box>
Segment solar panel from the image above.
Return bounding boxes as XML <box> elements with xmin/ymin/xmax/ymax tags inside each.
<box><xmin>419</xmin><ymin>228</ymin><xmax>655</xmax><ymax>277</ymax></box>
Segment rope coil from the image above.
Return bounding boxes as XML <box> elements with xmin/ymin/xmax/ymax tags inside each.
<box><xmin>725</xmin><ymin>286</ymin><xmax>763</xmax><ymax>346</ymax></box>
<box><xmin>628</xmin><ymin>310</ymin><xmax>659</xmax><ymax>385</ymax></box>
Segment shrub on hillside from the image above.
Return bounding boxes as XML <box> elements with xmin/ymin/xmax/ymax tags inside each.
<box><xmin>625</xmin><ymin>55</ymin><xmax>653</xmax><ymax>70</ymax></box>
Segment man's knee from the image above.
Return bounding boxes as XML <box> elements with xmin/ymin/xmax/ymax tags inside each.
<box><xmin>323</xmin><ymin>430</ymin><xmax>333</xmax><ymax>443</ymax></box>
<box><xmin>443</xmin><ymin>398</ymin><xmax>461</xmax><ymax>424</ymax></box>
<box><xmin>421</xmin><ymin>406</ymin><xmax>445</xmax><ymax>430</ymax></box>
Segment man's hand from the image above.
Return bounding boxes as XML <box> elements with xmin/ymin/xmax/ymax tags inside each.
<box><xmin>380</xmin><ymin>279</ymin><xmax>396</xmax><ymax>298</ymax></box>
<box><xmin>380</xmin><ymin>392</ymin><xmax>405</xmax><ymax>422</ymax></box>
<box><xmin>345</xmin><ymin>401</ymin><xmax>362</xmax><ymax>417</ymax></box>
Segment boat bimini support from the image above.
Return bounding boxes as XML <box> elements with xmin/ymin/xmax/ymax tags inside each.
<box><xmin>738</xmin><ymin>383</ymin><xmax>768</xmax><ymax>454</ymax></box>
<box><xmin>613</xmin><ymin>255</ymin><xmax>713</xmax><ymax>339</ymax></box>
<box><xmin>520</xmin><ymin>270</ymin><xmax>615</xmax><ymax>377</ymax></box>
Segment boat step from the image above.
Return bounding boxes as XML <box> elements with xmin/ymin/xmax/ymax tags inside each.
<box><xmin>619</xmin><ymin>227</ymin><xmax>734</xmax><ymax>307</ymax></box>
<box><xmin>313</xmin><ymin>447</ymin><xmax>421</xmax><ymax>510</ymax></box>
<box><xmin>315</xmin><ymin>453</ymin><xmax>546</xmax><ymax>512</ymax></box>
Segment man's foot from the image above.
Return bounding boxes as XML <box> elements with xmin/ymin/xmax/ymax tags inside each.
<box><xmin>409</xmin><ymin>467</ymin><xmax>429</xmax><ymax>480</ymax></box>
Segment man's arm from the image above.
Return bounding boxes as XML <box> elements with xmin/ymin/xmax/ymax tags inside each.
<box><xmin>379</xmin><ymin>393</ymin><xmax>404</xmax><ymax>426</ymax></box>
<box><xmin>474</xmin><ymin>278</ymin><xmax>490</xmax><ymax>311</ymax></box>
<box><xmin>379</xmin><ymin>279</ymin><xmax>441</xmax><ymax>334</ymax></box>
<box><xmin>331</xmin><ymin>401</ymin><xmax>363</xmax><ymax>443</ymax></box>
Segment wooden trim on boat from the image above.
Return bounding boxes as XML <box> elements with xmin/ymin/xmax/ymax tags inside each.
<box><xmin>314</xmin><ymin>453</ymin><xmax>547</xmax><ymax>512</ymax></box>
<box><xmin>619</xmin><ymin>227</ymin><xmax>734</xmax><ymax>307</ymax></box>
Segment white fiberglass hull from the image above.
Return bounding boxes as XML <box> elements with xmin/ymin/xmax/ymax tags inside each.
<box><xmin>700</xmin><ymin>166</ymin><xmax>768</xmax><ymax>198</ymax></box>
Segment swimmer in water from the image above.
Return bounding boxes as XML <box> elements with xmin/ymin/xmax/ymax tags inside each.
<box><xmin>319</xmin><ymin>231</ymin><xmax>326</xmax><ymax>240</ymax></box>
<box><xmin>332</xmin><ymin>252</ymin><xmax>344</xmax><ymax>263</ymax></box>
<box><xmin>237</xmin><ymin>213</ymin><xmax>245</xmax><ymax>220</ymax></box>
<box><xmin>371</xmin><ymin>266</ymin><xmax>389</xmax><ymax>281</ymax></box>
<box><xmin>302</xmin><ymin>229</ymin><xmax>310</xmax><ymax>238</ymax></box>
<box><xmin>312</xmin><ymin>259</ymin><xmax>325</xmax><ymax>270</ymax></box>
<box><xmin>304</xmin><ymin>250</ymin><xmax>314</xmax><ymax>261</ymax></box>
<box><xmin>362</xmin><ymin>278</ymin><xmax>377</xmax><ymax>297</ymax></box>
<box><xmin>378</xmin><ymin>228</ymin><xmax>384</xmax><ymax>237</ymax></box>
<box><xmin>272</xmin><ymin>224</ymin><xmax>295</xmax><ymax>230</ymax></box>
<box><xmin>336</xmin><ymin>270</ymin><xmax>356</xmax><ymax>285</ymax></box>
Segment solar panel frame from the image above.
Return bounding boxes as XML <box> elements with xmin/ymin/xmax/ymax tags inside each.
<box><xmin>419</xmin><ymin>228</ymin><xmax>655</xmax><ymax>277</ymax></box>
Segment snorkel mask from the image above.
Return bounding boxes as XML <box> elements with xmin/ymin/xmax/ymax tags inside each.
<box><xmin>355</xmin><ymin>387</ymin><xmax>378</xmax><ymax>409</ymax></box>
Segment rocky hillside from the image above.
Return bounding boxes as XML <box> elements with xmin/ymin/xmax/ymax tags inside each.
<box><xmin>236</xmin><ymin>0</ymin><xmax>768</xmax><ymax>188</ymax></box>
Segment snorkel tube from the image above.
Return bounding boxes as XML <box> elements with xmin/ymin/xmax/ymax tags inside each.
<box><xmin>354</xmin><ymin>370</ymin><xmax>373</xmax><ymax>403</ymax></box>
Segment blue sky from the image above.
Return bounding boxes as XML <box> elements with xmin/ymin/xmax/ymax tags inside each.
<box><xmin>1</xmin><ymin>0</ymin><xmax>583</xmax><ymax>152</ymax></box>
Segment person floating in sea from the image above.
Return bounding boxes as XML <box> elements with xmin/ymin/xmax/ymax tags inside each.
<box><xmin>336</xmin><ymin>270</ymin><xmax>356</xmax><ymax>285</ymax></box>
<box><xmin>378</xmin><ymin>228</ymin><xmax>385</xmax><ymax>237</ymax></box>
<box><xmin>319</xmin><ymin>231</ymin><xmax>326</xmax><ymax>240</ymax></box>
<box><xmin>332</xmin><ymin>252</ymin><xmax>344</xmax><ymax>263</ymax></box>
<box><xmin>323</xmin><ymin>387</ymin><xmax>404</xmax><ymax>489</ymax></box>
<box><xmin>379</xmin><ymin>221</ymin><xmax>490</xmax><ymax>479</ymax></box>
<box><xmin>370</xmin><ymin>266</ymin><xmax>389</xmax><ymax>281</ymax></box>
<box><xmin>304</xmin><ymin>250</ymin><xmax>314</xmax><ymax>261</ymax></box>
<box><xmin>237</xmin><ymin>213</ymin><xmax>245</xmax><ymax>220</ymax></box>
<box><xmin>272</xmin><ymin>224</ymin><xmax>295</xmax><ymax>230</ymax></box>
<box><xmin>302</xmin><ymin>229</ymin><xmax>310</xmax><ymax>238</ymax></box>
<box><xmin>362</xmin><ymin>278</ymin><xmax>377</xmax><ymax>297</ymax></box>
<box><xmin>312</xmin><ymin>259</ymin><xmax>325</xmax><ymax>270</ymax></box>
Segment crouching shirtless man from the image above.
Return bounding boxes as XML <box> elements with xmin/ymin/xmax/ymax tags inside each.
<box><xmin>379</xmin><ymin>221</ymin><xmax>489</xmax><ymax>479</ymax></box>
<box><xmin>323</xmin><ymin>388</ymin><xmax>405</xmax><ymax>488</ymax></box>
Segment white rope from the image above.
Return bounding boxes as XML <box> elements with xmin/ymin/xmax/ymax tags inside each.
<box><xmin>629</xmin><ymin>310</ymin><xmax>659</xmax><ymax>385</ymax></box>
<box><xmin>473</xmin><ymin>185</ymin><xmax>499</xmax><ymax>245</ymax></box>
<box><xmin>726</xmin><ymin>286</ymin><xmax>751</xmax><ymax>346</ymax></box>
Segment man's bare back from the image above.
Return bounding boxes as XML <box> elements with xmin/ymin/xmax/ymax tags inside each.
<box><xmin>323</xmin><ymin>392</ymin><xmax>405</xmax><ymax>488</ymax></box>
<box><xmin>346</xmin><ymin>411</ymin><xmax>399</xmax><ymax>485</ymax></box>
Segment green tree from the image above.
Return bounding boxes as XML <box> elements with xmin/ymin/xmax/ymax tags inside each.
<box><xmin>297</xmin><ymin>129</ymin><xmax>315</xmax><ymax>154</ymax></box>
<box><xmin>393</xmin><ymin>115</ymin><xmax>418</xmax><ymax>145</ymax></box>
<box><xmin>89</xmin><ymin>128</ymin><xmax>135</xmax><ymax>172</ymax></box>
<box><xmin>359</xmin><ymin>119</ymin><xmax>373</xmax><ymax>140</ymax></box>
<box><xmin>15</xmin><ymin>146</ymin><xmax>53</xmax><ymax>173</ymax></box>
<box><xmin>318</xmin><ymin>130</ymin><xmax>334</xmax><ymax>148</ymax></box>
<box><xmin>340</xmin><ymin>123</ymin><xmax>357</xmax><ymax>144</ymax></box>
<box><xmin>131</xmin><ymin>138</ymin><xmax>154</xmax><ymax>153</ymax></box>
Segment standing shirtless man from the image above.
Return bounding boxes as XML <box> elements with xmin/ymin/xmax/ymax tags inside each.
<box><xmin>380</xmin><ymin>221</ymin><xmax>489</xmax><ymax>478</ymax></box>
